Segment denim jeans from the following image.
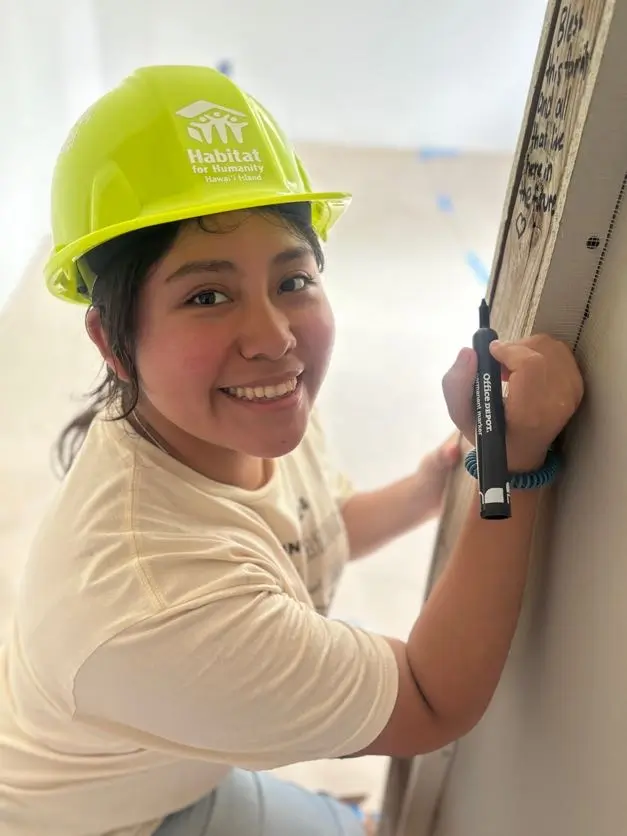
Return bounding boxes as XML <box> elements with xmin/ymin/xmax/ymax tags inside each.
<box><xmin>154</xmin><ymin>768</ymin><xmax>366</xmax><ymax>836</ymax></box>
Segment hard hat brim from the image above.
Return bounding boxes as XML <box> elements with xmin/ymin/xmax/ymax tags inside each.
<box><xmin>44</xmin><ymin>191</ymin><xmax>351</xmax><ymax>305</ymax></box>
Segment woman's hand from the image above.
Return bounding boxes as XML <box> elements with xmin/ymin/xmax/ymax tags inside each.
<box><xmin>414</xmin><ymin>433</ymin><xmax>463</xmax><ymax>520</ymax></box>
<box><xmin>441</xmin><ymin>334</ymin><xmax>584</xmax><ymax>472</ymax></box>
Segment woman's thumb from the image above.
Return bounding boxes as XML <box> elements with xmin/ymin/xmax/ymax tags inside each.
<box><xmin>439</xmin><ymin>433</ymin><xmax>462</xmax><ymax>467</ymax></box>
<box><xmin>442</xmin><ymin>348</ymin><xmax>477</xmax><ymax>439</ymax></box>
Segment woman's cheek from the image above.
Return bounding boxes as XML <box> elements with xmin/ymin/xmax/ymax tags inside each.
<box><xmin>299</xmin><ymin>297</ymin><xmax>336</xmax><ymax>368</ymax></box>
<box><xmin>136</xmin><ymin>328</ymin><xmax>220</xmax><ymax>391</ymax></box>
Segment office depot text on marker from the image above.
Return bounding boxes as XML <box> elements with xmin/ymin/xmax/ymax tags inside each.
<box><xmin>471</xmin><ymin>300</ymin><xmax>511</xmax><ymax>520</ymax></box>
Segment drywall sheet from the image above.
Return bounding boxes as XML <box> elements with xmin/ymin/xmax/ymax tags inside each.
<box><xmin>380</xmin><ymin>0</ymin><xmax>627</xmax><ymax>833</ymax></box>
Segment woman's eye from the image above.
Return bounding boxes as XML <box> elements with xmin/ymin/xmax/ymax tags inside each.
<box><xmin>188</xmin><ymin>289</ymin><xmax>229</xmax><ymax>306</ymax></box>
<box><xmin>279</xmin><ymin>275</ymin><xmax>315</xmax><ymax>294</ymax></box>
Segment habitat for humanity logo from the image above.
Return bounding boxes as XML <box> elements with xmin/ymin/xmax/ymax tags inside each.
<box><xmin>176</xmin><ymin>100</ymin><xmax>264</xmax><ymax>184</ymax></box>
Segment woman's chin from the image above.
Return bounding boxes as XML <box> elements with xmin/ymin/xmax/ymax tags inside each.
<box><xmin>236</xmin><ymin>419</ymin><xmax>310</xmax><ymax>460</ymax></box>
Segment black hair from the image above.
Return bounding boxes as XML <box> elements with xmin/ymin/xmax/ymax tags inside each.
<box><xmin>54</xmin><ymin>203</ymin><xmax>324</xmax><ymax>476</ymax></box>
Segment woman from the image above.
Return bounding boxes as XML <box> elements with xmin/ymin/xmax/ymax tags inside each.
<box><xmin>0</xmin><ymin>65</ymin><xmax>583</xmax><ymax>836</ymax></box>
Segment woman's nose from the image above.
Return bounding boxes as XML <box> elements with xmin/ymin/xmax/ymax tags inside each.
<box><xmin>237</xmin><ymin>301</ymin><xmax>296</xmax><ymax>361</ymax></box>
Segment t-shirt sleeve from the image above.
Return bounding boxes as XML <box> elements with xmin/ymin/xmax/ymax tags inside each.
<box><xmin>73</xmin><ymin>554</ymin><xmax>398</xmax><ymax>770</ymax></box>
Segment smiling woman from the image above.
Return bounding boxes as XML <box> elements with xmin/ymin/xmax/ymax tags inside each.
<box><xmin>1</xmin><ymin>64</ymin><xmax>584</xmax><ymax>836</ymax></box>
<box><xmin>61</xmin><ymin>205</ymin><xmax>332</xmax><ymax>488</ymax></box>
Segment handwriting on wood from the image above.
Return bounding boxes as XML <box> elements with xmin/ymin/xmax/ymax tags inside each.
<box><xmin>517</xmin><ymin>6</ymin><xmax>591</xmax><ymax>227</ymax></box>
<box><xmin>491</xmin><ymin>0</ymin><xmax>607</xmax><ymax>340</ymax></box>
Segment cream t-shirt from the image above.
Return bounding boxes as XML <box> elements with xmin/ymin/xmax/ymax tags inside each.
<box><xmin>0</xmin><ymin>412</ymin><xmax>398</xmax><ymax>836</ymax></box>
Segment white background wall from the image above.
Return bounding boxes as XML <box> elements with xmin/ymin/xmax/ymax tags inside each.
<box><xmin>0</xmin><ymin>0</ymin><xmax>548</xmax><ymax>310</ymax></box>
<box><xmin>0</xmin><ymin>0</ymin><xmax>102</xmax><ymax>310</ymax></box>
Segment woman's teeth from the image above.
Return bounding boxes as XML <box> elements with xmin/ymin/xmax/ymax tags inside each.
<box><xmin>223</xmin><ymin>377</ymin><xmax>299</xmax><ymax>401</ymax></box>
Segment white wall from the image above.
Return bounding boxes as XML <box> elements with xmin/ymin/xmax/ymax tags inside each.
<box><xmin>93</xmin><ymin>0</ymin><xmax>547</xmax><ymax>151</ymax></box>
<box><xmin>0</xmin><ymin>0</ymin><xmax>547</xmax><ymax>309</ymax></box>
<box><xmin>0</xmin><ymin>0</ymin><xmax>103</xmax><ymax>310</ymax></box>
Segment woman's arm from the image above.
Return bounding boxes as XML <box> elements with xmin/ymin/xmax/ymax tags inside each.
<box><xmin>341</xmin><ymin>436</ymin><xmax>460</xmax><ymax>560</ymax></box>
<box><xmin>352</xmin><ymin>335</ymin><xmax>584</xmax><ymax>756</ymax></box>
<box><xmin>353</xmin><ymin>483</ymin><xmax>539</xmax><ymax>756</ymax></box>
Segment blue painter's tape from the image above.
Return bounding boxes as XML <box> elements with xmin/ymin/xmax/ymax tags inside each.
<box><xmin>216</xmin><ymin>59</ymin><xmax>233</xmax><ymax>77</ymax></box>
<box><xmin>417</xmin><ymin>147</ymin><xmax>460</xmax><ymax>161</ymax></box>
<box><xmin>436</xmin><ymin>193</ymin><xmax>454</xmax><ymax>213</ymax></box>
<box><xmin>466</xmin><ymin>251</ymin><xmax>490</xmax><ymax>286</ymax></box>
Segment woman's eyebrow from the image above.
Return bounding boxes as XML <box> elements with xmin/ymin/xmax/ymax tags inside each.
<box><xmin>165</xmin><ymin>246</ymin><xmax>313</xmax><ymax>283</ymax></box>
<box><xmin>271</xmin><ymin>245</ymin><xmax>313</xmax><ymax>266</ymax></box>
<box><xmin>165</xmin><ymin>259</ymin><xmax>236</xmax><ymax>282</ymax></box>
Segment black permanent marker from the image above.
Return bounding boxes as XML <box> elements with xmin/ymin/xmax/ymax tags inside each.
<box><xmin>472</xmin><ymin>299</ymin><xmax>511</xmax><ymax>519</ymax></box>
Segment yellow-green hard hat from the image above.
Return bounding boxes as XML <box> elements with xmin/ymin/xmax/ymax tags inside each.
<box><xmin>44</xmin><ymin>65</ymin><xmax>352</xmax><ymax>304</ymax></box>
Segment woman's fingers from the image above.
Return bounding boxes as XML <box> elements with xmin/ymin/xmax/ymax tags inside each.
<box><xmin>441</xmin><ymin>348</ymin><xmax>477</xmax><ymax>444</ymax></box>
<box><xmin>442</xmin><ymin>335</ymin><xmax>584</xmax><ymax>472</ymax></box>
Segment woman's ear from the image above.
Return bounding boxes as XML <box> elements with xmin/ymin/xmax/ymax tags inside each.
<box><xmin>85</xmin><ymin>308</ymin><xmax>130</xmax><ymax>383</ymax></box>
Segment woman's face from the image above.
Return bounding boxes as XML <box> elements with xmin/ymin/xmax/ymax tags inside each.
<box><xmin>110</xmin><ymin>210</ymin><xmax>334</xmax><ymax>485</ymax></box>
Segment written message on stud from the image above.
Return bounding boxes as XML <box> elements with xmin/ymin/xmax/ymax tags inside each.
<box><xmin>515</xmin><ymin>3</ymin><xmax>593</xmax><ymax>242</ymax></box>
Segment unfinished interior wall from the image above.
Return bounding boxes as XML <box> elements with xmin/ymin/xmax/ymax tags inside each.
<box><xmin>433</xmin><ymin>201</ymin><xmax>627</xmax><ymax>832</ymax></box>
<box><xmin>380</xmin><ymin>0</ymin><xmax>627</xmax><ymax>832</ymax></box>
